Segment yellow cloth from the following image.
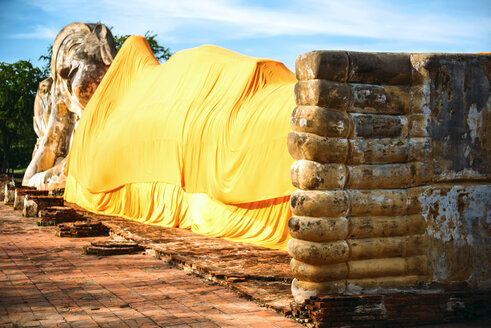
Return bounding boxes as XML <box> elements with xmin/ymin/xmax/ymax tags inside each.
<box><xmin>64</xmin><ymin>36</ymin><xmax>296</xmax><ymax>250</ymax></box>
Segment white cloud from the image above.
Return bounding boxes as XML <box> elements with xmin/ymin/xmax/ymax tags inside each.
<box><xmin>23</xmin><ymin>0</ymin><xmax>491</xmax><ymax>45</ymax></box>
<box><xmin>10</xmin><ymin>25</ymin><xmax>58</xmax><ymax>40</ymax></box>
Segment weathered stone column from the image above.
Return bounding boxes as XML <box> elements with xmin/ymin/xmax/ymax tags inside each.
<box><xmin>0</xmin><ymin>174</ymin><xmax>11</xmax><ymax>202</ymax></box>
<box><xmin>4</xmin><ymin>184</ymin><xmax>15</xmax><ymax>205</ymax></box>
<box><xmin>289</xmin><ymin>51</ymin><xmax>490</xmax><ymax>303</ymax></box>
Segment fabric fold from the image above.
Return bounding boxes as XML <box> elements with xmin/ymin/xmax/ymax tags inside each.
<box><xmin>65</xmin><ymin>36</ymin><xmax>296</xmax><ymax>250</ymax></box>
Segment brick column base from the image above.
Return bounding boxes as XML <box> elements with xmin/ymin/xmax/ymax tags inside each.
<box><xmin>290</xmin><ymin>289</ymin><xmax>490</xmax><ymax>327</ymax></box>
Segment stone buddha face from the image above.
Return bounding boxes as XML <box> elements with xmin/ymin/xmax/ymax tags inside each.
<box><xmin>53</xmin><ymin>24</ymin><xmax>116</xmax><ymax>118</ymax></box>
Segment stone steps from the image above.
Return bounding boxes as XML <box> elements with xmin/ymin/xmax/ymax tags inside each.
<box><xmin>24</xmin><ymin>195</ymin><xmax>64</xmax><ymax>217</ymax></box>
<box><xmin>14</xmin><ymin>188</ymin><xmax>48</xmax><ymax>210</ymax></box>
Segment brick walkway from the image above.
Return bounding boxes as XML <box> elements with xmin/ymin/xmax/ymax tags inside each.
<box><xmin>65</xmin><ymin>203</ymin><xmax>293</xmax><ymax>313</ymax></box>
<box><xmin>0</xmin><ymin>204</ymin><xmax>302</xmax><ymax>328</ymax></box>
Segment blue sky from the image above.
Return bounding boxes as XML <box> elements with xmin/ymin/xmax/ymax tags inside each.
<box><xmin>1</xmin><ymin>0</ymin><xmax>490</xmax><ymax>71</ymax></box>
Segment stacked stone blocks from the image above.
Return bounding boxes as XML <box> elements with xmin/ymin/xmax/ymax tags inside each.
<box><xmin>288</xmin><ymin>51</ymin><xmax>491</xmax><ymax>302</ymax></box>
<box><xmin>288</xmin><ymin>51</ymin><xmax>430</xmax><ymax>301</ymax></box>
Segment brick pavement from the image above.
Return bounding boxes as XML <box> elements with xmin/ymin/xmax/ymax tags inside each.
<box><xmin>0</xmin><ymin>204</ymin><xmax>303</xmax><ymax>328</ymax></box>
<box><xmin>67</xmin><ymin>203</ymin><xmax>293</xmax><ymax>312</ymax></box>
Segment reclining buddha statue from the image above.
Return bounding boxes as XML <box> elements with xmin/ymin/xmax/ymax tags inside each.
<box><xmin>26</xmin><ymin>23</ymin><xmax>297</xmax><ymax>250</ymax></box>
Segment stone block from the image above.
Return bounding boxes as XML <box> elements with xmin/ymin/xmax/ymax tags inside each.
<box><xmin>348</xmin><ymin>235</ymin><xmax>426</xmax><ymax>260</ymax></box>
<box><xmin>346</xmin><ymin>275</ymin><xmax>428</xmax><ymax>291</ymax></box>
<box><xmin>351</xmin><ymin>113</ymin><xmax>407</xmax><ymax>138</ymax></box>
<box><xmin>295</xmin><ymin>80</ymin><xmax>413</xmax><ymax>114</ymax></box>
<box><xmin>14</xmin><ymin>188</ymin><xmax>48</xmax><ymax>210</ymax></box>
<box><xmin>350</xmin><ymin>83</ymin><xmax>412</xmax><ymax>114</ymax></box>
<box><xmin>287</xmin><ymin>135</ymin><xmax>412</xmax><ymax>165</ymax></box>
<box><xmin>288</xmin><ymin>216</ymin><xmax>348</xmax><ymax>242</ymax></box>
<box><xmin>347</xmin><ymin>256</ymin><xmax>428</xmax><ymax>279</ymax></box>
<box><xmin>347</xmin><ymin>162</ymin><xmax>430</xmax><ymax>189</ymax></box>
<box><xmin>291</xmin><ymin>160</ymin><xmax>346</xmax><ymax>190</ymax></box>
<box><xmin>23</xmin><ymin>199</ymin><xmax>38</xmax><ymax>217</ymax></box>
<box><xmin>292</xmin><ymin>278</ymin><xmax>346</xmax><ymax>303</ymax></box>
<box><xmin>38</xmin><ymin>206</ymin><xmax>84</xmax><ymax>225</ymax></box>
<box><xmin>4</xmin><ymin>185</ymin><xmax>15</xmax><ymax>205</ymax></box>
<box><xmin>291</xmin><ymin>105</ymin><xmax>351</xmax><ymax>138</ymax></box>
<box><xmin>348</xmin><ymin>138</ymin><xmax>408</xmax><ymax>164</ymax></box>
<box><xmin>348</xmin><ymin>215</ymin><xmax>426</xmax><ymax>239</ymax></box>
<box><xmin>0</xmin><ymin>182</ymin><xmax>6</xmax><ymax>202</ymax></box>
<box><xmin>295</xmin><ymin>50</ymin><xmax>412</xmax><ymax>85</ymax></box>
<box><xmin>347</xmin><ymin>189</ymin><xmax>410</xmax><ymax>216</ymax></box>
<box><xmin>290</xmin><ymin>259</ymin><xmax>348</xmax><ymax>283</ymax></box>
<box><xmin>287</xmin><ymin>132</ymin><xmax>348</xmax><ymax>164</ymax></box>
<box><xmin>57</xmin><ymin>220</ymin><xmax>109</xmax><ymax>237</ymax></box>
<box><xmin>290</xmin><ymin>190</ymin><xmax>349</xmax><ymax>218</ymax></box>
<box><xmin>288</xmin><ymin>238</ymin><xmax>349</xmax><ymax>265</ymax></box>
<box><xmin>25</xmin><ymin>195</ymin><xmax>64</xmax><ymax>216</ymax></box>
<box><xmin>347</xmin><ymin>52</ymin><xmax>413</xmax><ymax>85</ymax></box>
<box><xmin>13</xmin><ymin>194</ymin><xmax>24</xmax><ymax>210</ymax></box>
<box><xmin>295</xmin><ymin>80</ymin><xmax>350</xmax><ymax>109</ymax></box>
<box><xmin>295</xmin><ymin>50</ymin><xmax>349</xmax><ymax>82</ymax></box>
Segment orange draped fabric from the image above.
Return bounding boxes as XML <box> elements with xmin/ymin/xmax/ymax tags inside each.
<box><xmin>64</xmin><ymin>36</ymin><xmax>296</xmax><ymax>250</ymax></box>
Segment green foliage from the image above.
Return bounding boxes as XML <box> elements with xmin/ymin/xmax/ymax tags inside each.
<box><xmin>0</xmin><ymin>61</ymin><xmax>43</xmax><ymax>172</ymax></box>
<box><xmin>38</xmin><ymin>45</ymin><xmax>52</xmax><ymax>77</ymax></box>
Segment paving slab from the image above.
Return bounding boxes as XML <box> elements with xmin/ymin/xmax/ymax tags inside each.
<box><xmin>0</xmin><ymin>203</ymin><xmax>302</xmax><ymax>328</ymax></box>
<box><xmin>66</xmin><ymin>202</ymin><xmax>294</xmax><ymax>313</ymax></box>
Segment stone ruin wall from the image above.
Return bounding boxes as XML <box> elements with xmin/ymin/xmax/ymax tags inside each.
<box><xmin>288</xmin><ymin>51</ymin><xmax>490</xmax><ymax>303</ymax></box>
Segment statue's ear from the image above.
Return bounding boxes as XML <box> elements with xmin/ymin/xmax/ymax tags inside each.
<box><xmin>95</xmin><ymin>24</ymin><xmax>116</xmax><ymax>66</ymax></box>
<box><xmin>59</xmin><ymin>65</ymin><xmax>70</xmax><ymax>79</ymax></box>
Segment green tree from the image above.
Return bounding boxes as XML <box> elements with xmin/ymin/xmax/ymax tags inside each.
<box><xmin>0</xmin><ymin>61</ymin><xmax>43</xmax><ymax>172</ymax></box>
<box><xmin>39</xmin><ymin>30</ymin><xmax>171</xmax><ymax>77</ymax></box>
<box><xmin>38</xmin><ymin>45</ymin><xmax>52</xmax><ymax>77</ymax></box>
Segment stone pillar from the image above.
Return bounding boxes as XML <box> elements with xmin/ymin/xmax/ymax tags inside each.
<box><xmin>0</xmin><ymin>174</ymin><xmax>11</xmax><ymax>202</ymax></box>
<box><xmin>23</xmin><ymin>199</ymin><xmax>38</xmax><ymax>217</ymax></box>
<box><xmin>289</xmin><ymin>51</ymin><xmax>490</xmax><ymax>303</ymax></box>
<box><xmin>4</xmin><ymin>184</ymin><xmax>15</xmax><ymax>205</ymax></box>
